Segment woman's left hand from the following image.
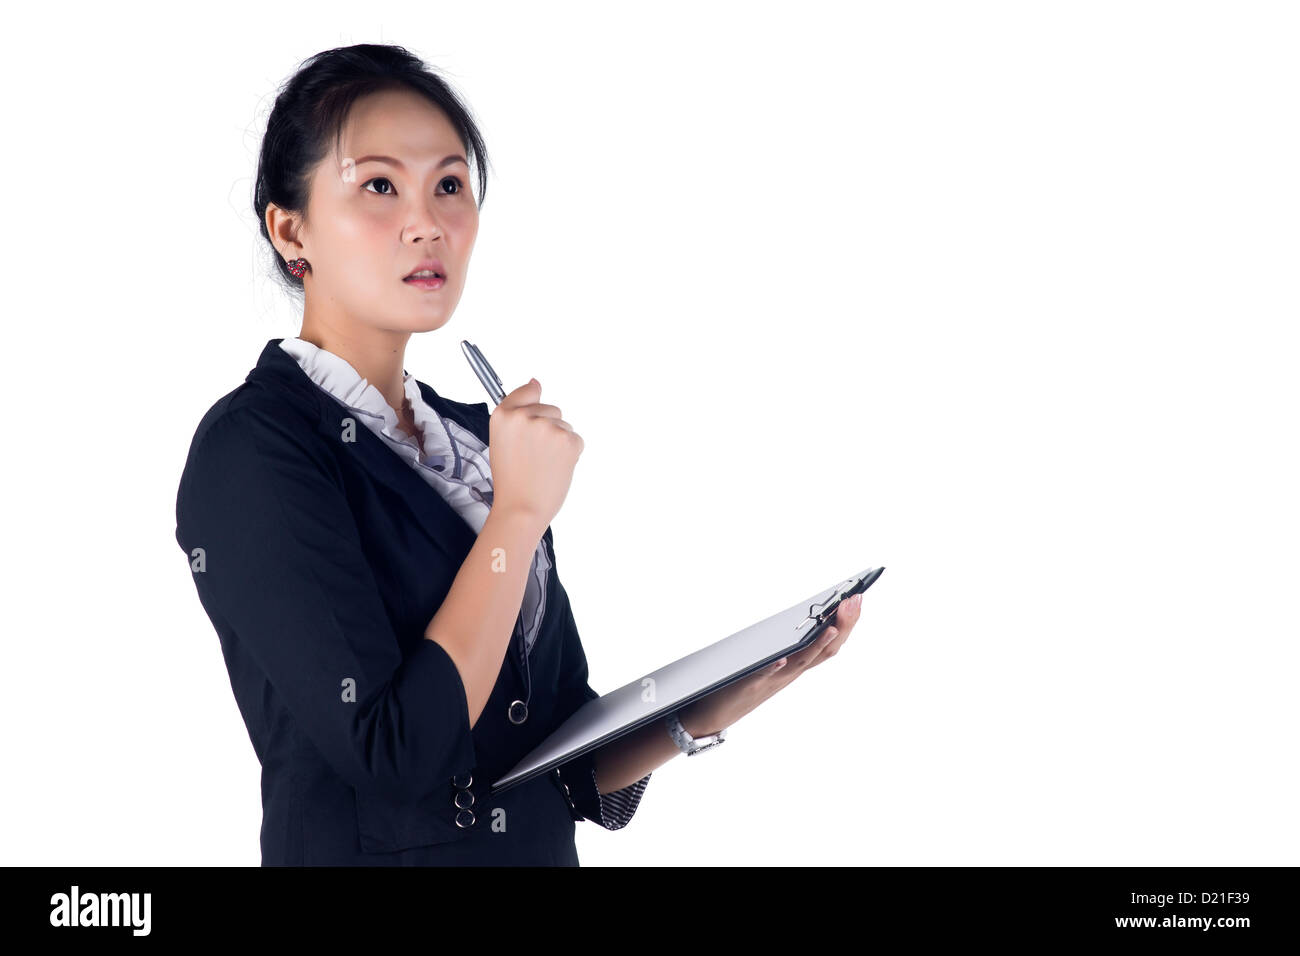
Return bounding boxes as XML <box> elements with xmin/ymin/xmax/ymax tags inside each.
<box><xmin>677</xmin><ymin>591</ymin><xmax>865</xmax><ymax>738</ymax></box>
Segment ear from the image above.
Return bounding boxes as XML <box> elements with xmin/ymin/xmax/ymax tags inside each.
<box><xmin>266</xmin><ymin>202</ymin><xmax>306</xmax><ymax>262</ymax></box>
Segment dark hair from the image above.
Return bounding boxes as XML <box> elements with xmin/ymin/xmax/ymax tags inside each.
<box><xmin>253</xmin><ymin>44</ymin><xmax>491</xmax><ymax>293</ymax></box>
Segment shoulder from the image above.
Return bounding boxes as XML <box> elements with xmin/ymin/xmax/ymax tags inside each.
<box><xmin>191</xmin><ymin>363</ymin><xmax>328</xmax><ymax>447</ymax></box>
<box><xmin>177</xmin><ymin>380</ymin><xmax>337</xmax><ymax>504</ymax></box>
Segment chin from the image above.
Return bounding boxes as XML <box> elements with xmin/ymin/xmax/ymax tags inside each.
<box><xmin>405</xmin><ymin>310</ymin><xmax>455</xmax><ymax>334</ymax></box>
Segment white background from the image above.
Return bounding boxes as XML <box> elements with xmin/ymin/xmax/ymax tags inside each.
<box><xmin>2</xmin><ymin>1</ymin><xmax>1296</xmax><ymax>866</ymax></box>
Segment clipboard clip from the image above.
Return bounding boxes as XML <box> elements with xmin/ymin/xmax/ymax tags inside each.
<box><xmin>795</xmin><ymin>568</ymin><xmax>881</xmax><ymax>631</ymax></box>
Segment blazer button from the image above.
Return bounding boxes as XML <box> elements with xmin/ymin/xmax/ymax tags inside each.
<box><xmin>452</xmin><ymin>771</ymin><xmax>473</xmax><ymax>789</ymax></box>
<box><xmin>454</xmin><ymin>790</ymin><xmax>475</xmax><ymax>810</ymax></box>
<box><xmin>455</xmin><ymin>809</ymin><xmax>476</xmax><ymax>828</ymax></box>
<box><xmin>554</xmin><ymin>768</ymin><xmax>574</xmax><ymax>804</ymax></box>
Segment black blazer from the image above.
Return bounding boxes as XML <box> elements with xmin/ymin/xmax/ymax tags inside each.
<box><xmin>175</xmin><ymin>338</ymin><xmax>621</xmax><ymax>865</ymax></box>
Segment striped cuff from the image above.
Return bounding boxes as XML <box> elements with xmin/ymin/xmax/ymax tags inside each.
<box><xmin>591</xmin><ymin>769</ymin><xmax>651</xmax><ymax>830</ymax></box>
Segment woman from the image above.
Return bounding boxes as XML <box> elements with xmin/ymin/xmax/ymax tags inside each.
<box><xmin>175</xmin><ymin>43</ymin><xmax>863</xmax><ymax>866</ymax></box>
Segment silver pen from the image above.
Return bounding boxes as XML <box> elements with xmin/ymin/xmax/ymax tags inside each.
<box><xmin>460</xmin><ymin>340</ymin><xmax>506</xmax><ymax>406</ymax></box>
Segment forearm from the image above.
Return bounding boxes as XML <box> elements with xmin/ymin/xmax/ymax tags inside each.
<box><xmin>425</xmin><ymin>508</ymin><xmax>542</xmax><ymax>728</ymax></box>
<box><xmin>592</xmin><ymin>700</ymin><xmax>718</xmax><ymax>794</ymax></box>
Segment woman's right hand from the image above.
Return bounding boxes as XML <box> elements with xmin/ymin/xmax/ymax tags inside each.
<box><xmin>488</xmin><ymin>378</ymin><xmax>584</xmax><ymax>536</ymax></box>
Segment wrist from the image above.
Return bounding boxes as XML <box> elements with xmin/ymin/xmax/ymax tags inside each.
<box><xmin>678</xmin><ymin>701</ymin><xmax>722</xmax><ymax>739</ymax></box>
<box><xmin>484</xmin><ymin>505</ymin><xmax>546</xmax><ymax>549</ymax></box>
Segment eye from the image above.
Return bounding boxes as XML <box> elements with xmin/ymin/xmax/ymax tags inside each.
<box><xmin>360</xmin><ymin>175</ymin><xmax>466</xmax><ymax>196</ymax></box>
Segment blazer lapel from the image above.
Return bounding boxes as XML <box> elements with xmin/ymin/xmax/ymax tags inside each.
<box><xmin>247</xmin><ymin>339</ymin><xmax>482</xmax><ymax>564</ymax></box>
<box><xmin>416</xmin><ymin>379</ymin><xmax>490</xmax><ymax>446</ymax></box>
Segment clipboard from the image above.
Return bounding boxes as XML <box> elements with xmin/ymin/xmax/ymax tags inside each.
<box><xmin>490</xmin><ymin>565</ymin><xmax>885</xmax><ymax>795</ymax></box>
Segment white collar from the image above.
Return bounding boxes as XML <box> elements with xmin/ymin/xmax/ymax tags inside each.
<box><xmin>278</xmin><ymin>336</ymin><xmax>441</xmax><ymax>445</ymax></box>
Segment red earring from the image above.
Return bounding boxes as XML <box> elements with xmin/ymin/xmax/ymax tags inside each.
<box><xmin>287</xmin><ymin>257</ymin><xmax>309</xmax><ymax>278</ymax></box>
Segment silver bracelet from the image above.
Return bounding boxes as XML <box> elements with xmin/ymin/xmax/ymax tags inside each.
<box><xmin>665</xmin><ymin>711</ymin><xmax>727</xmax><ymax>756</ymax></box>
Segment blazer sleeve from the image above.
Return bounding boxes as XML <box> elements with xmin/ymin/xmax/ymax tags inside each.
<box><xmin>175</xmin><ymin>405</ymin><xmax>476</xmax><ymax>804</ymax></box>
<box><xmin>549</xmin><ymin>553</ymin><xmax>651</xmax><ymax>830</ymax></box>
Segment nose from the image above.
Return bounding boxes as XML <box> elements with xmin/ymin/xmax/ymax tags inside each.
<box><xmin>402</xmin><ymin>198</ymin><xmax>444</xmax><ymax>244</ymax></box>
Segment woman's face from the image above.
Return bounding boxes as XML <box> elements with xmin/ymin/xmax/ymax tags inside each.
<box><xmin>295</xmin><ymin>88</ymin><xmax>479</xmax><ymax>334</ymax></box>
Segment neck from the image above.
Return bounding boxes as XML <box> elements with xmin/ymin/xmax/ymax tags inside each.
<box><xmin>297</xmin><ymin>314</ymin><xmax>413</xmax><ymax>415</ymax></box>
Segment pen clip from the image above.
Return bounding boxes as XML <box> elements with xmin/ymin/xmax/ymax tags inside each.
<box><xmin>461</xmin><ymin>340</ymin><xmax>506</xmax><ymax>405</ymax></box>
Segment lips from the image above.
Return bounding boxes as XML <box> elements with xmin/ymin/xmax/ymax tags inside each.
<box><xmin>403</xmin><ymin>258</ymin><xmax>446</xmax><ymax>280</ymax></box>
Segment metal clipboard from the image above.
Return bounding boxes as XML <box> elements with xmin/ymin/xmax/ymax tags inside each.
<box><xmin>490</xmin><ymin>565</ymin><xmax>886</xmax><ymax>795</ymax></box>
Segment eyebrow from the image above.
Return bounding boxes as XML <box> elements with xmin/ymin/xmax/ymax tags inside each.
<box><xmin>352</xmin><ymin>154</ymin><xmax>468</xmax><ymax>171</ymax></box>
